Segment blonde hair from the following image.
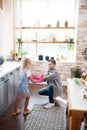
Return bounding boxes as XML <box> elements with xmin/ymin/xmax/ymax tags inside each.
<box><xmin>20</xmin><ymin>58</ymin><xmax>31</xmax><ymax>71</ymax></box>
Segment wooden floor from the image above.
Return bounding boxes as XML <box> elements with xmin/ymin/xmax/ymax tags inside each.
<box><xmin>0</xmin><ymin>84</ymin><xmax>67</xmax><ymax>130</ymax></box>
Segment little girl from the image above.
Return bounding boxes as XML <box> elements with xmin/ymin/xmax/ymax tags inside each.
<box><xmin>12</xmin><ymin>58</ymin><xmax>43</xmax><ymax>116</ymax></box>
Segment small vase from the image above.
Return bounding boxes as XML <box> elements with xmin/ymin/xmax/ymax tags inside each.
<box><xmin>45</xmin><ymin>56</ymin><xmax>49</xmax><ymax>61</ymax></box>
<box><xmin>56</xmin><ymin>21</ymin><xmax>60</xmax><ymax>27</ymax></box>
<box><xmin>38</xmin><ymin>55</ymin><xmax>43</xmax><ymax>60</ymax></box>
<box><xmin>18</xmin><ymin>42</ymin><xmax>22</xmax><ymax>59</ymax></box>
<box><xmin>64</xmin><ymin>20</ymin><xmax>68</xmax><ymax>27</ymax></box>
<box><xmin>68</xmin><ymin>43</ymin><xmax>74</xmax><ymax>51</ymax></box>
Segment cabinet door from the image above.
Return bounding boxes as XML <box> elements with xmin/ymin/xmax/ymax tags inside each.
<box><xmin>14</xmin><ymin>67</ymin><xmax>20</xmax><ymax>94</ymax></box>
<box><xmin>0</xmin><ymin>76</ymin><xmax>8</xmax><ymax>115</ymax></box>
<box><xmin>8</xmin><ymin>71</ymin><xmax>15</xmax><ymax>105</ymax></box>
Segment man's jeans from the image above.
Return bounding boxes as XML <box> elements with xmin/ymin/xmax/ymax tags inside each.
<box><xmin>38</xmin><ymin>85</ymin><xmax>54</xmax><ymax>103</ymax></box>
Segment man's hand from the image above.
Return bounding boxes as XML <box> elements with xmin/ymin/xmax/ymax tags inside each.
<box><xmin>42</xmin><ymin>76</ymin><xmax>47</xmax><ymax>81</ymax></box>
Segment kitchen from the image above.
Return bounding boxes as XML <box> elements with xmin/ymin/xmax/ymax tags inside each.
<box><xmin>0</xmin><ymin>0</ymin><xmax>87</xmax><ymax>130</ymax></box>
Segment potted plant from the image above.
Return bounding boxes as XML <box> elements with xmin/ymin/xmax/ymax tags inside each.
<box><xmin>68</xmin><ymin>37</ymin><xmax>74</xmax><ymax>51</ymax></box>
<box><xmin>17</xmin><ymin>38</ymin><xmax>23</xmax><ymax>60</ymax></box>
<box><xmin>71</xmin><ymin>66</ymin><xmax>82</xmax><ymax>84</ymax></box>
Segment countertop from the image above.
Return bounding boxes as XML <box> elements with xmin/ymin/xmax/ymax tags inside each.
<box><xmin>0</xmin><ymin>61</ymin><xmax>21</xmax><ymax>78</ymax></box>
<box><xmin>67</xmin><ymin>78</ymin><xmax>87</xmax><ymax>111</ymax></box>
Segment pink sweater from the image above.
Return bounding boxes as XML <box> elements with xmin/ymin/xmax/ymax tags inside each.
<box><xmin>31</xmin><ymin>74</ymin><xmax>44</xmax><ymax>83</ymax></box>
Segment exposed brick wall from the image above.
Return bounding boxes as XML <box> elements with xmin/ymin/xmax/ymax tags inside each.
<box><xmin>31</xmin><ymin>0</ymin><xmax>87</xmax><ymax>82</ymax></box>
<box><xmin>76</xmin><ymin>0</ymin><xmax>87</xmax><ymax>68</ymax></box>
<box><xmin>31</xmin><ymin>61</ymin><xmax>76</xmax><ymax>82</ymax></box>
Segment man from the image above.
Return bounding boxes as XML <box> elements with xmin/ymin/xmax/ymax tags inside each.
<box><xmin>38</xmin><ymin>59</ymin><xmax>62</xmax><ymax>108</ymax></box>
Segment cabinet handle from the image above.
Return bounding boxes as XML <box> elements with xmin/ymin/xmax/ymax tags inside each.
<box><xmin>10</xmin><ymin>72</ymin><xmax>14</xmax><ymax>75</ymax></box>
<box><xmin>1</xmin><ymin>77</ymin><xmax>5</xmax><ymax>81</ymax></box>
<box><xmin>5</xmin><ymin>79</ymin><xmax>9</xmax><ymax>83</ymax></box>
<box><xmin>16</xmin><ymin>68</ymin><xmax>19</xmax><ymax>71</ymax></box>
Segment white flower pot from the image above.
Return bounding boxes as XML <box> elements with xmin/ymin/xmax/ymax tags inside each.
<box><xmin>73</xmin><ymin>77</ymin><xmax>81</xmax><ymax>85</ymax></box>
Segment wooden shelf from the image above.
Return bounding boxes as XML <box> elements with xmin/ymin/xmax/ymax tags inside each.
<box><xmin>21</xmin><ymin>41</ymin><xmax>68</xmax><ymax>44</ymax></box>
<box><xmin>16</xmin><ymin>26</ymin><xmax>75</xmax><ymax>44</ymax></box>
<box><xmin>16</xmin><ymin>27</ymin><xmax>75</xmax><ymax>30</ymax></box>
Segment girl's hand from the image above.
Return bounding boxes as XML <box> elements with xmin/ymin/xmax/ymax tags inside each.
<box><xmin>29</xmin><ymin>76</ymin><xmax>35</xmax><ymax>83</ymax></box>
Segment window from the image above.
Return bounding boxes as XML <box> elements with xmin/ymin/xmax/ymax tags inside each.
<box><xmin>16</xmin><ymin>0</ymin><xmax>77</xmax><ymax>62</ymax></box>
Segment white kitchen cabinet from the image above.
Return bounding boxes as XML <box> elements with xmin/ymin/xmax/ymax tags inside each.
<box><xmin>0</xmin><ymin>75</ymin><xmax>8</xmax><ymax>115</ymax></box>
<box><xmin>7</xmin><ymin>71</ymin><xmax>15</xmax><ymax>105</ymax></box>
<box><xmin>14</xmin><ymin>67</ymin><xmax>20</xmax><ymax>94</ymax></box>
<box><xmin>0</xmin><ymin>65</ymin><xmax>20</xmax><ymax>116</ymax></box>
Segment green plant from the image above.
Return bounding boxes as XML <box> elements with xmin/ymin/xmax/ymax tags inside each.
<box><xmin>17</xmin><ymin>38</ymin><xmax>23</xmax><ymax>43</ymax></box>
<box><xmin>17</xmin><ymin>38</ymin><xmax>23</xmax><ymax>59</ymax></box>
<box><xmin>71</xmin><ymin>66</ymin><xmax>82</xmax><ymax>78</ymax></box>
<box><xmin>21</xmin><ymin>51</ymin><xmax>29</xmax><ymax>57</ymax></box>
<box><xmin>68</xmin><ymin>37</ymin><xmax>74</xmax><ymax>51</ymax></box>
<box><xmin>68</xmin><ymin>37</ymin><xmax>74</xmax><ymax>43</ymax></box>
